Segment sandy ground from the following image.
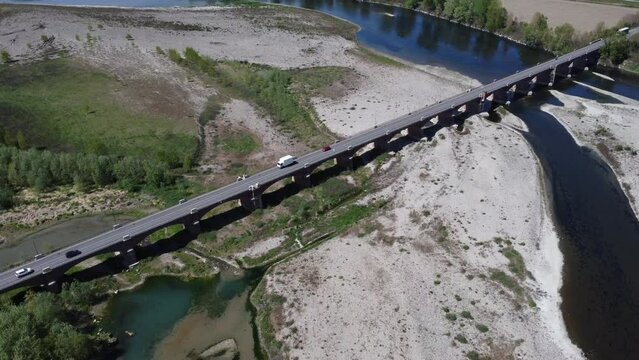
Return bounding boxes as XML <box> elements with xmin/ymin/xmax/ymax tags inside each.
<box><xmin>0</xmin><ymin>4</ymin><xmax>585</xmax><ymax>359</ymax></box>
<box><xmin>542</xmin><ymin>82</ymin><xmax>639</xmax><ymax>214</ymax></box>
<box><xmin>501</xmin><ymin>0</ymin><xmax>635</xmax><ymax>32</ymax></box>
<box><xmin>263</xmin><ymin>112</ymin><xmax>584</xmax><ymax>359</ymax></box>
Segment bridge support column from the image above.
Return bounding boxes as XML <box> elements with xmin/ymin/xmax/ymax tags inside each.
<box><xmin>407</xmin><ymin>123</ymin><xmax>423</xmax><ymax>141</ymax></box>
<box><xmin>490</xmin><ymin>88</ymin><xmax>513</xmax><ymax>106</ymax></box>
<box><xmin>570</xmin><ymin>56</ymin><xmax>588</xmax><ymax>75</ymax></box>
<box><xmin>292</xmin><ymin>172</ymin><xmax>312</xmax><ymax>188</ymax></box>
<box><xmin>184</xmin><ymin>217</ymin><xmax>201</xmax><ymax>235</ymax></box>
<box><xmin>438</xmin><ymin>109</ymin><xmax>454</xmax><ymax>124</ymax></box>
<box><xmin>585</xmin><ymin>50</ymin><xmax>600</xmax><ymax>69</ymax></box>
<box><xmin>122</xmin><ymin>248</ymin><xmax>138</xmax><ymax>268</ymax></box>
<box><xmin>534</xmin><ymin>69</ymin><xmax>555</xmax><ymax>88</ymax></box>
<box><xmin>44</xmin><ymin>279</ymin><xmax>62</xmax><ymax>293</ymax></box>
<box><xmin>374</xmin><ymin>136</ymin><xmax>391</xmax><ymax>151</ymax></box>
<box><xmin>554</xmin><ymin>62</ymin><xmax>571</xmax><ymax>79</ymax></box>
<box><xmin>465</xmin><ymin>100</ymin><xmax>481</xmax><ymax>115</ymax></box>
<box><xmin>515</xmin><ymin>78</ymin><xmax>533</xmax><ymax>96</ymax></box>
<box><xmin>334</xmin><ymin>153</ymin><xmax>354</xmax><ymax>170</ymax></box>
<box><xmin>239</xmin><ymin>191</ymin><xmax>264</xmax><ymax>211</ymax></box>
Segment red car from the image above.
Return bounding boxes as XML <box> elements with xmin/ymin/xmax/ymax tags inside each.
<box><xmin>322</xmin><ymin>145</ymin><xmax>331</xmax><ymax>152</ymax></box>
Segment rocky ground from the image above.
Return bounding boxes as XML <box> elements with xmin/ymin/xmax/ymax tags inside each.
<box><xmin>0</xmin><ymin>4</ymin><xmax>588</xmax><ymax>359</ymax></box>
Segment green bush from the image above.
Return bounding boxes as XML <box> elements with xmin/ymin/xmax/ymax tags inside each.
<box><xmin>0</xmin><ymin>187</ymin><xmax>14</xmax><ymax>209</ymax></box>
<box><xmin>0</xmin><ymin>51</ymin><xmax>10</xmax><ymax>63</ymax></box>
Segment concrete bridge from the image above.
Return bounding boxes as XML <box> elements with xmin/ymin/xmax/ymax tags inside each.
<box><xmin>0</xmin><ymin>31</ymin><xmax>633</xmax><ymax>294</ymax></box>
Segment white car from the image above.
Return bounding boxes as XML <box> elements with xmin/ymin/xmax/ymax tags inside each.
<box><xmin>15</xmin><ymin>268</ymin><xmax>33</xmax><ymax>278</ymax></box>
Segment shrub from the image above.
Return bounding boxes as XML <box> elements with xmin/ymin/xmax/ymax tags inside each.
<box><xmin>0</xmin><ymin>51</ymin><xmax>10</xmax><ymax>63</ymax></box>
<box><xmin>0</xmin><ymin>187</ymin><xmax>14</xmax><ymax>210</ymax></box>
<box><xmin>475</xmin><ymin>324</ymin><xmax>489</xmax><ymax>333</ymax></box>
<box><xmin>168</xmin><ymin>48</ymin><xmax>182</xmax><ymax>63</ymax></box>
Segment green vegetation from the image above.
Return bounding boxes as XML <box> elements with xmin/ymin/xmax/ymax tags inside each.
<box><xmin>601</xmin><ymin>33</ymin><xmax>634</xmax><ymax>65</ymax></box>
<box><xmin>490</xmin><ymin>270</ymin><xmax>523</xmax><ymax>296</ymax></box>
<box><xmin>0</xmin><ymin>58</ymin><xmax>198</xmax><ymax>165</ymax></box>
<box><xmin>455</xmin><ymin>334</ymin><xmax>469</xmax><ymax>344</ymax></box>
<box><xmin>251</xmin><ymin>281</ymin><xmax>286</xmax><ymax>358</ymax></box>
<box><xmin>0</xmin><ymin>145</ymin><xmax>174</xmax><ymax>202</ymax></box>
<box><xmin>168</xmin><ymin>47</ymin><xmax>334</xmax><ymax>147</ymax></box>
<box><xmin>446</xmin><ymin>312</ymin><xmax>457</xmax><ymax>321</ymax></box>
<box><xmin>461</xmin><ymin>310</ymin><xmax>473</xmax><ymax>319</ymax></box>
<box><xmin>347</xmin><ymin>47</ymin><xmax>406</xmax><ymax>68</ymax></box>
<box><xmin>502</xmin><ymin>246</ymin><xmax>526</xmax><ymax>279</ymax></box>
<box><xmin>0</xmin><ymin>51</ymin><xmax>10</xmax><ymax>63</ymax></box>
<box><xmin>0</xmin><ymin>280</ymin><xmax>115</xmax><ymax>360</ymax></box>
<box><xmin>218</xmin><ymin>131</ymin><xmax>259</xmax><ymax>155</ymax></box>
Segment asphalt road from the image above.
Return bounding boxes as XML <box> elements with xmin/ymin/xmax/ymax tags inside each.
<box><xmin>0</xmin><ymin>32</ymin><xmax>627</xmax><ymax>293</ymax></box>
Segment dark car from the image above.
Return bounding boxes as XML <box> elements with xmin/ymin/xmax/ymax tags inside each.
<box><xmin>322</xmin><ymin>145</ymin><xmax>331</xmax><ymax>152</ymax></box>
<box><xmin>65</xmin><ymin>249</ymin><xmax>81</xmax><ymax>258</ymax></box>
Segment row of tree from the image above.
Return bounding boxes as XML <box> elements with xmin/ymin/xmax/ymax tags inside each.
<box><xmin>0</xmin><ymin>145</ymin><xmax>175</xmax><ymax>209</ymax></box>
<box><xmin>0</xmin><ymin>282</ymin><xmax>113</xmax><ymax>360</ymax></box>
<box><xmin>402</xmin><ymin>0</ymin><xmax>637</xmax><ymax>63</ymax></box>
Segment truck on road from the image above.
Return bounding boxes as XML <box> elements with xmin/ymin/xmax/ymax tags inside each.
<box><xmin>277</xmin><ymin>155</ymin><xmax>297</xmax><ymax>168</ymax></box>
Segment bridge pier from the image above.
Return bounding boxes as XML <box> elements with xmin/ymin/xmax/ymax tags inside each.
<box><xmin>438</xmin><ymin>109</ymin><xmax>454</xmax><ymax>124</ymax></box>
<box><xmin>570</xmin><ymin>56</ymin><xmax>588</xmax><ymax>75</ymax></box>
<box><xmin>463</xmin><ymin>100</ymin><xmax>481</xmax><ymax>116</ymax></box>
<box><xmin>122</xmin><ymin>248</ymin><xmax>138</xmax><ymax>268</ymax></box>
<box><xmin>239</xmin><ymin>191</ymin><xmax>264</xmax><ymax>211</ymax></box>
<box><xmin>292</xmin><ymin>172</ymin><xmax>312</xmax><ymax>188</ymax></box>
<box><xmin>554</xmin><ymin>62</ymin><xmax>571</xmax><ymax>79</ymax></box>
<box><xmin>43</xmin><ymin>279</ymin><xmax>62</xmax><ymax>293</ymax></box>
<box><xmin>534</xmin><ymin>69</ymin><xmax>555</xmax><ymax>88</ymax></box>
<box><xmin>490</xmin><ymin>88</ymin><xmax>513</xmax><ymax>106</ymax></box>
<box><xmin>585</xmin><ymin>51</ymin><xmax>600</xmax><ymax>69</ymax></box>
<box><xmin>334</xmin><ymin>153</ymin><xmax>354</xmax><ymax>170</ymax></box>
<box><xmin>407</xmin><ymin>123</ymin><xmax>423</xmax><ymax>141</ymax></box>
<box><xmin>515</xmin><ymin>78</ymin><xmax>533</xmax><ymax>96</ymax></box>
<box><xmin>374</xmin><ymin>135</ymin><xmax>391</xmax><ymax>151</ymax></box>
<box><xmin>184</xmin><ymin>217</ymin><xmax>201</xmax><ymax>235</ymax></box>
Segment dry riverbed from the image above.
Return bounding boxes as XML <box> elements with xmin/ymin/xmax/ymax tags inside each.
<box><xmin>0</xmin><ymin>4</ymin><xmax>588</xmax><ymax>359</ymax></box>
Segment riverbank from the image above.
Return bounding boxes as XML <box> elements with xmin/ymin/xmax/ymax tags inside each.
<box><xmin>542</xmin><ymin>84</ymin><xmax>639</xmax><ymax>216</ymax></box>
<box><xmin>0</xmin><ymin>3</ymin><xmax>584</xmax><ymax>359</ymax></box>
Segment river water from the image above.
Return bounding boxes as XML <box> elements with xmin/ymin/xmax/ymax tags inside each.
<box><xmin>3</xmin><ymin>0</ymin><xmax>639</xmax><ymax>359</ymax></box>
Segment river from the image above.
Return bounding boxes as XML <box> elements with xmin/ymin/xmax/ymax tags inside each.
<box><xmin>3</xmin><ymin>0</ymin><xmax>639</xmax><ymax>359</ymax></box>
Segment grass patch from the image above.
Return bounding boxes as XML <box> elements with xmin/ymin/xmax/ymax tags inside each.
<box><xmin>0</xmin><ymin>58</ymin><xmax>198</xmax><ymax>167</ymax></box>
<box><xmin>348</xmin><ymin>46</ymin><xmax>406</xmax><ymax>68</ymax></box>
<box><xmin>218</xmin><ymin>131</ymin><xmax>260</xmax><ymax>155</ymax></box>
<box><xmin>290</xmin><ymin>66</ymin><xmax>353</xmax><ymax>98</ymax></box>
<box><xmin>502</xmin><ymin>246</ymin><xmax>526</xmax><ymax>280</ymax></box>
<box><xmin>251</xmin><ymin>281</ymin><xmax>286</xmax><ymax>358</ymax></box>
<box><xmin>168</xmin><ymin>48</ymin><xmax>335</xmax><ymax>147</ymax></box>
<box><xmin>490</xmin><ymin>270</ymin><xmax>524</xmax><ymax>296</ymax></box>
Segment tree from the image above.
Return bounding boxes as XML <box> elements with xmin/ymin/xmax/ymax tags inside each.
<box><xmin>601</xmin><ymin>34</ymin><xmax>632</xmax><ymax>65</ymax></box>
<box><xmin>16</xmin><ymin>131</ymin><xmax>27</xmax><ymax>150</ymax></box>
<box><xmin>524</xmin><ymin>13</ymin><xmax>550</xmax><ymax>47</ymax></box>
<box><xmin>0</xmin><ymin>187</ymin><xmax>14</xmax><ymax>210</ymax></box>
<box><xmin>549</xmin><ymin>23</ymin><xmax>576</xmax><ymax>54</ymax></box>
<box><xmin>485</xmin><ymin>0</ymin><xmax>506</xmax><ymax>32</ymax></box>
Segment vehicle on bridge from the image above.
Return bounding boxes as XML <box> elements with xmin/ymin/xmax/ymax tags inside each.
<box><xmin>277</xmin><ymin>155</ymin><xmax>297</xmax><ymax>168</ymax></box>
<box><xmin>65</xmin><ymin>249</ymin><xmax>81</xmax><ymax>258</ymax></box>
<box><xmin>15</xmin><ymin>268</ymin><xmax>33</xmax><ymax>278</ymax></box>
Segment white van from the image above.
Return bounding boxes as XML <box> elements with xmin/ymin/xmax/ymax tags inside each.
<box><xmin>277</xmin><ymin>155</ymin><xmax>297</xmax><ymax>168</ymax></box>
